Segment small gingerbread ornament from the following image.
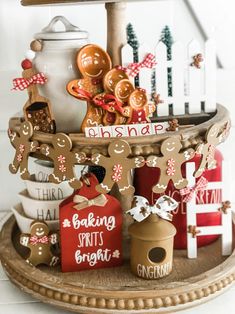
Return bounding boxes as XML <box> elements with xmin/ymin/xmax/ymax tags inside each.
<box><xmin>127</xmin><ymin>88</ymin><xmax>156</xmax><ymax>124</ymax></box>
<box><xmin>191</xmin><ymin>53</ymin><xmax>203</xmax><ymax>69</ymax></box>
<box><xmin>40</xmin><ymin>133</ymin><xmax>86</xmax><ymax>189</ymax></box>
<box><xmin>9</xmin><ymin>121</ymin><xmax>38</xmax><ymax>180</ymax></box>
<box><xmin>167</xmin><ymin>119</ymin><xmax>179</xmax><ymax>132</ymax></box>
<box><xmin>147</xmin><ymin>137</ymin><xmax>195</xmax><ymax>193</ymax></box>
<box><xmin>91</xmin><ymin>139</ymin><xmax>145</xmax><ymax>195</ymax></box>
<box><xmin>114</xmin><ymin>79</ymin><xmax>135</xmax><ymax>104</ymax></box>
<box><xmin>194</xmin><ymin>124</ymin><xmax>222</xmax><ymax>178</ymax></box>
<box><xmin>67</xmin><ymin>44</ymin><xmax>112</xmax><ymax>132</ymax></box>
<box><xmin>20</xmin><ymin>221</ymin><xmax>59</xmax><ymax>267</ymax></box>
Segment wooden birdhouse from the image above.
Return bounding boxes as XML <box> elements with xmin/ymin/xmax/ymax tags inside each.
<box><xmin>128</xmin><ymin>196</ymin><xmax>177</xmax><ymax>280</ymax></box>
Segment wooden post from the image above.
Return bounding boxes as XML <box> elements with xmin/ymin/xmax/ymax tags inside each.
<box><xmin>105</xmin><ymin>2</ymin><xmax>127</xmax><ymax>66</ymax></box>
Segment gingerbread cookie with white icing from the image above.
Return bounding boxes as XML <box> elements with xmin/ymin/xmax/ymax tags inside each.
<box><xmin>91</xmin><ymin>139</ymin><xmax>145</xmax><ymax>195</ymax></box>
<box><xmin>20</xmin><ymin>221</ymin><xmax>59</xmax><ymax>267</ymax></box>
<box><xmin>40</xmin><ymin>133</ymin><xmax>86</xmax><ymax>189</ymax></box>
<box><xmin>147</xmin><ymin>137</ymin><xmax>195</xmax><ymax>193</ymax></box>
<box><xmin>194</xmin><ymin>124</ymin><xmax>222</xmax><ymax>178</ymax></box>
<box><xmin>9</xmin><ymin>121</ymin><xmax>38</xmax><ymax>180</ymax></box>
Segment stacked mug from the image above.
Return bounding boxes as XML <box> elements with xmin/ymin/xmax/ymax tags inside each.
<box><xmin>12</xmin><ymin>160</ymin><xmax>74</xmax><ymax>233</ymax></box>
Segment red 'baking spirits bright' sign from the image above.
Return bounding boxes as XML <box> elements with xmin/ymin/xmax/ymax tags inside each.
<box><xmin>60</xmin><ymin>174</ymin><xmax>123</xmax><ymax>272</ymax></box>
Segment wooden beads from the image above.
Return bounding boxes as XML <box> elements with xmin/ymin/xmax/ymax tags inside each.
<box><xmin>30</xmin><ymin>40</ymin><xmax>43</xmax><ymax>52</ymax></box>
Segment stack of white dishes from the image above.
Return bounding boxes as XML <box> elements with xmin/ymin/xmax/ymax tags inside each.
<box><xmin>12</xmin><ymin>160</ymin><xmax>74</xmax><ymax>233</ymax></box>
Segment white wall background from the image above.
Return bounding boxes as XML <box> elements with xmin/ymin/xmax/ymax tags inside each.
<box><xmin>0</xmin><ymin>0</ymin><xmax>235</xmax><ymax>210</ymax></box>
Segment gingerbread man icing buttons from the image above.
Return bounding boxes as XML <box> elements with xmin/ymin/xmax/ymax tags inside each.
<box><xmin>40</xmin><ymin>133</ymin><xmax>86</xmax><ymax>189</ymax></box>
<box><xmin>128</xmin><ymin>88</ymin><xmax>156</xmax><ymax>124</ymax></box>
<box><xmin>114</xmin><ymin>79</ymin><xmax>135</xmax><ymax>103</ymax></box>
<box><xmin>9</xmin><ymin>121</ymin><xmax>38</xmax><ymax>180</ymax></box>
<box><xmin>147</xmin><ymin>137</ymin><xmax>195</xmax><ymax>193</ymax></box>
<box><xmin>20</xmin><ymin>221</ymin><xmax>59</xmax><ymax>267</ymax></box>
<box><xmin>91</xmin><ymin>139</ymin><xmax>145</xmax><ymax>195</ymax></box>
<box><xmin>194</xmin><ymin>124</ymin><xmax>221</xmax><ymax>178</ymax></box>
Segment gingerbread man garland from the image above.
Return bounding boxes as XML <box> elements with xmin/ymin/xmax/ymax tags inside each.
<box><xmin>147</xmin><ymin>137</ymin><xmax>195</xmax><ymax>193</ymax></box>
<box><xmin>194</xmin><ymin>124</ymin><xmax>222</xmax><ymax>178</ymax></box>
<box><xmin>40</xmin><ymin>133</ymin><xmax>86</xmax><ymax>189</ymax></box>
<box><xmin>91</xmin><ymin>140</ymin><xmax>145</xmax><ymax>195</ymax></box>
<box><xmin>20</xmin><ymin>221</ymin><xmax>59</xmax><ymax>267</ymax></box>
<box><xmin>9</xmin><ymin>121</ymin><xmax>38</xmax><ymax>180</ymax></box>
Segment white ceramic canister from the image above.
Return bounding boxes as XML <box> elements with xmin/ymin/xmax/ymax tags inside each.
<box><xmin>33</xmin><ymin>16</ymin><xmax>89</xmax><ymax>132</ymax></box>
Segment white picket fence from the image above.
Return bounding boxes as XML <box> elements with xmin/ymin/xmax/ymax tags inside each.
<box><xmin>121</xmin><ymin>39</ymin><xmax>216</xmax><ymax>116</ymax></box>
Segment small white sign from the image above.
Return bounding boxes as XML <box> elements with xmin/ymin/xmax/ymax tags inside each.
<box><xmin>85</xmin><ymin>122</ymin><xmax>169</xmax><ymax>138</ymax></box>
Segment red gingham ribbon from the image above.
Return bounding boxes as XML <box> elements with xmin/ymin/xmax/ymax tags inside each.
<box><xmin>30</xmin><ymin>235</ymin><xmax>49</xmax><ymax>245</ymax></box>
<box><xmin>119</xmin><ymin>53</ymin><xmax>156</xmax><ymax>78</ymax></box>
<box><xmin>12</xmin><ymin>72</ymin><xmax>47</xmax><ymax>91</ymax></box>
<box><xmin>180</xmin><ymin>176</ymin><xmax>208</xmax><ymax>203</ymax></box>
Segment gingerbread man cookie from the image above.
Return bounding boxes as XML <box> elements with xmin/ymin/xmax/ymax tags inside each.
<box><xmin>67</xmin><ymin>44</ymin><xmax>112</xmax><ymax>132</ymax></box>
<box><xmin>40</xmin><ymin>133</ymin><xmax>86</xmax><ymax>189</ymax></box>
<box><xmin>20</xmin><ymin>221</ymin><xmax>59</xmax><ymax>267</ymax></box>
<box><xmin>9</xmin><ymin>121</ymin><xmax>38</xmax><ymax>180</ymax></box>
<box><xmin>127</xmin><ymin>88</ymin><xmax>156</xmax><ymax>124</ymax></box>
<box><xmin>191</xmin><ymin>53</ymin><xmax>204</xmax><ymax>69</ymax></box>
<box><xmin>91</xmin><ymin>140</ymin><xmax>145</xmax><ymax>195</ymax></box>
<box><xmin>114</xmin><ymin>79</ymin><xmax>135</xmax><ymax>104</ymax></box>
<box><xmin>147</xmin><ymin>137</ymin><xmax>195</xmax><ymax>193</ymax></box>
<box><xmin>194</xmin><ymin>124</ymin><xmax>221</xmax><ymax>178</ymax></box>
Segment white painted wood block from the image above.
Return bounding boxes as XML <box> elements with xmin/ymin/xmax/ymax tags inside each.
<box><xmin>155</xmin><ymin>42</ymin><xmax>169</xmax><ymax>116</ymax></box>
<box><xmin>204</xmin><ymin>39</ymin><xmax>217</xmax><ymax>113</ymax></box>
<box><xmin>188</xmin><ymin>40</ymin><xmax>203</xmax><ymax>114</ymax></box>
<box><xmin>138</xmin><ymin>44</ymin><xmax>153</xmax><ymax>96</ymax></box>
<box><xmin>84</xmin><ymin>126</ymin><xmax>100</xmax><ymax>138</ymax></box>
<box><xmin>111</xmin><ymin>125</ymin><xmax>128</xmax><ymax>138</ymax></box>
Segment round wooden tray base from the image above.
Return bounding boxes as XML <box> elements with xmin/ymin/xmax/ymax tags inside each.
<box><xmin>1</xmin><ymin>215</ymin><xmax>235</xmax><ymax>313</ymax></box>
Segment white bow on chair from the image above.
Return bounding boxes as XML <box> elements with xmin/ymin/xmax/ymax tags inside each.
<box><xmin>127</xmin><ymin>195</ymin><xmax>178</xmax><ymax>222</ymax></box>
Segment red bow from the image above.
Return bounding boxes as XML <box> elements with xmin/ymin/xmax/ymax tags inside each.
<box><xmin>30</xmin><ymin>235</ymin><xmax>49</xmax><ymax>245</ymax></box>
<box><xmin>93</xmin><ymin>94</ymin><xmax>124</xmax><ymax>113</ymax></box>
<box><xmin>12</xmin><ymin>72</ymin><xmax>47</xmax><ymax>91</ymax></box>
<box><xmin>72</xmin><ymin>87</ymin><xmax>93</xmax><ymax>101</ymax></box>
<box><xmin>180</xmin><ymin>176</ymin><xmax>208</xmax><ymax>203</ymax></box>
<box><xmin>118</xmin><ymin>53</ymin><xmax>156</xmax><ymax>78</ymax></box>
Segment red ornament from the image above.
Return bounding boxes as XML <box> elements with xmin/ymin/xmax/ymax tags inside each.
<box><xmin>60</xmin><ymin>173</ymin><xmax>123</xmax><ymax>272</ymax></box>
<box><xmin>134</xmin><ymin>149</ymin><xmax>223</xmax><ymax>249</ymax></box>
<box><xmin>21</xmin><ymin>59</ymin><xmax>32</xmax><ymax>70</ymax></box>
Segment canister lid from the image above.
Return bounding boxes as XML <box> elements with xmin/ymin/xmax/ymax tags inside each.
<box><xmin>129</xmin><ymin>214</ymin><xmax>177</xmax><ymax>241</ymax></box>
<box><xmin>34</xmin><ymin>16</ymin><xmax>88</xmax><ymax>41</ymax></box>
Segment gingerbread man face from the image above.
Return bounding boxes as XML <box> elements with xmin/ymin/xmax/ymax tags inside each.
<box><xmin>128</xmin><ymin>89</ymin><xmax>148</xmax><ymax>110</ymax></box>
<box><xmin>20</xmin><ymin>121</ymin><xmax>33</xmax><ymax>139</ymax></box>
<box><xmin>31</xmin><ymin>221</ymin><xmax>49</xmax><ymax>237</ymax></box>
<box><xmin>52</xmin><ymin>133</ymin><xmax>72</xmax><ymax>151</ymax></box>
<box><xmin>161</xmin><ymin>137</ymin><xmax>182</xmax><ymax>156</ymax></box>
<box><xmin>114</xmin><ymin>79</ymin><xmax>135</xmax><ymax>103</ymax></box>
<box><xmin>77</xmin><ymin>44</ymin><xmax>112</xmax><ymax>80</ymax></box>
<box><xmin>108</xmin><ymin>140</ymin><xmax>131</xmax><ymax>158</ymax></box>
<box><xmin>103</xmin><ymin>68</ymin><xmax>129</xmax><ymax>93</ymax></box>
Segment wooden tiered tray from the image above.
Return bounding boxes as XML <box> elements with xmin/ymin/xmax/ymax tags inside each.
<box><xmin>0</xmin><ymin>214</ymin><xmax>235</xmax><ymax>314</ymax></box>
<box><xmin>9</xmin><ymin>104</ymin><xmax>230</xmax><ymax>158</ymax></box>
